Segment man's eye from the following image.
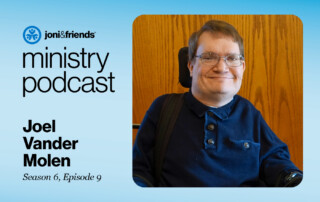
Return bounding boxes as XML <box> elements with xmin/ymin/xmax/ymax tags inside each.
<box><xmin>202</xmin><ymin>54</ymin><xmax>218</xmax><ymax>60</ymax></box>
<box><xmin>202</xmin><ymin>56</ymin><xmax>214</xmax><ymax>60</ymax></box>
<box><xmin>227</xmin><ymin>55</ymin><xmax>239</xmax><ymax>61</ymax></box>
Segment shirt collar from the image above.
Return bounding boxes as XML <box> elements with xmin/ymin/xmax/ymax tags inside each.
<box><xmin>184</xmin><ymin>91</ymin><xmax>237</xmax><ymax>120</ymax></box>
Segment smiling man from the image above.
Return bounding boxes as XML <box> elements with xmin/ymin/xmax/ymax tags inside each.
<box><xmin>188</xmin><ymin>31</ymin><xmax>245</xmax><ymax>107</ymax></box>
<box><xmin>133</xmin><ymin>20</ymin><xmax>302</xmax><ymax>187</ymax></box>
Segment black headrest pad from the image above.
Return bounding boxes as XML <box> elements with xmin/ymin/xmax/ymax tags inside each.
<box><xmin>178</xmin><ymin>47</ymin><xmax>191</xmax><ymax>88</ymax></box>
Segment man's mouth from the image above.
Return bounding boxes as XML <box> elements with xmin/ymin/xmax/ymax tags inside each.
<box><xmin>206</xmin><ymin>76</ymin><xmax>234</xmax><ymax>79</ymax></box>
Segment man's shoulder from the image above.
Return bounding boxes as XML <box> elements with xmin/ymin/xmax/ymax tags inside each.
<box><xmin>148</xmin><ymin>93</ymin><xmax>183</xmax><ymax>114</ymax></box>
<box><xmin>234</xmin><ymin>95</ymin><xmax>260</xmax><ymax>114</ymax></box>
<box><xmin>234</xmin><ymin>94</ymin><xmax>254</xmax><ymax>106</ymax></box>
<box><xmin>150</xmin><ymin>93</ymin><xmax>185</xmax><ymax>108</ymax></box>
<box><xmin>147</xmin><ymin>93</ymin><xmax>185</xmax><ymax>120</ymax></box>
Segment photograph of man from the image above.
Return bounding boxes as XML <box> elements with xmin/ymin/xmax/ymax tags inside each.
<box><xmin>133</xmin><ymin>19</ymin><xmax>302</xmax><ymax>187</ymax></box>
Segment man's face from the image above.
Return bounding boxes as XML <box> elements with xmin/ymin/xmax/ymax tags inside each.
<box><xmin>188</xmin><ymin>32</ymin><xmax>245</xmax><ymax>102</ymax></box>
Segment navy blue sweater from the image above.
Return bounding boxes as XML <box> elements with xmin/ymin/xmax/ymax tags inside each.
<box><xmin>133</xmin><ymin>92</ymin><xmax>299</xmax><ymax>187</ymax></box>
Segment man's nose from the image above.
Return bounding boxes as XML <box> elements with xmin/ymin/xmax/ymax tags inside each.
<box><xmin>213</xmin><ymin>58</ymin><xmax>229</xmax><ymax>72</ymax></box>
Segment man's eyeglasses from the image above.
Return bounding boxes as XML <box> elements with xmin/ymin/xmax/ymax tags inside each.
<box><xmin>195</xmin><ymin>52</ymin><xmax>244</xmax><ymax>67</ymax></box>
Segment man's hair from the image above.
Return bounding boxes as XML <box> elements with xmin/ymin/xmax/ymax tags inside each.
<box><xmin>188</xmin><ymin>20</ymin><xmax>244</xmax><ymax>61</ymax></box>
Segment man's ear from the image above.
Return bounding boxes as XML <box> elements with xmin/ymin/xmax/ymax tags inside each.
<box><xmin>242</xmin><ymin>61</ymin><xmax>246</xmax><ymax>72</ymax></box>
<box><xmin>188</xmin><ymin>61</ymin><xmax>193</xmax><ymax>77</ymax></box>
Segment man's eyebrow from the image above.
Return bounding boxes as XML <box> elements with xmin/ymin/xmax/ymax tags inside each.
<box><xmin>222</xmin><ymin>51</ymin><xmax>241</xmax><ymax>55</ymax></box>
<box><xmin>201</xmin><ymin>51</ymin><xmax>218</xmax><ymax>55</ymax></box>
<box><xmin>201</xmin><ymin>51</ymin><xmax>240</xmax><ymax>55</ymax></box>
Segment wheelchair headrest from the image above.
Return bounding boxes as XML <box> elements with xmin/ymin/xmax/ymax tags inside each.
<box><xmin>178</xmin><ymin>47</ymin><xmax>191</xmax><ymax>88</ymax></box>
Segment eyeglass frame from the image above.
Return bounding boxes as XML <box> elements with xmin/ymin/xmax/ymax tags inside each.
<box><xmin>194</xmin><ymin>52</ymin><xmax>245</xmax><ymax>67</ymax></box>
